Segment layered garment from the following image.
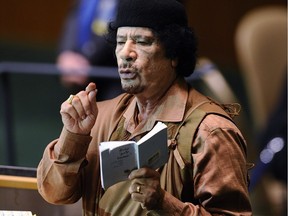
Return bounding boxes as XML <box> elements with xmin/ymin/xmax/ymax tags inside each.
<box><xmin>37</xmin><ymin>77</ymin><xmax>252</xmax><ymax>215</ymax></box>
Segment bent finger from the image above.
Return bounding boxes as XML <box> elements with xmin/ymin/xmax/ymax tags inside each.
<box><xmin>71</xmin><ymin>95</ymin><xmax>86</xmax><ymax>119</ymax></box>
<box><xmin>129</xmin><ymin>168</ymin><xmax>159</xmax><ymax>180</ymax></box>
<box><xmin>60</xmin><ymin>103</ymin><xmax>80</xmax><ymax>120</ymax></box>
<box><xmin>77</xmin><ymin>91</ymin><xmax>91</xmax><ymax>116</ymax></box>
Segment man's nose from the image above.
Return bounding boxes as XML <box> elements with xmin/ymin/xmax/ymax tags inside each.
<box><xmin>119</xmin><ymin>41</ymin><xmax>137</xmax><ymax>62</ymax></box>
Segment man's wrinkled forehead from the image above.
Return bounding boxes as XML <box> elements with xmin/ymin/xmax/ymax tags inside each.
<box><xmin>116</xmin><ymin>27</ymin><xmax>155</xmax><ymax>39</ymax></box>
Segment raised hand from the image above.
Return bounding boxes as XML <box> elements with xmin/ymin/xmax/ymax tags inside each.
<box><xmin>60</xmin><ymin>82</ymin><xmax>98</xmax><ymax>135</ymax></box>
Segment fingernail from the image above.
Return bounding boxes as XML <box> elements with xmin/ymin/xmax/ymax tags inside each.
<box><xmin>90</xmin><ymin>89</ymin><xmax>97</xmax><ymax>95</ymax></box>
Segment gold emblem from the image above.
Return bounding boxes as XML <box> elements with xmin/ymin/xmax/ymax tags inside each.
<box><xmin>92</xmin><ymin>20</ymin><xmax>108</xmax><ymax>36</ymax></box>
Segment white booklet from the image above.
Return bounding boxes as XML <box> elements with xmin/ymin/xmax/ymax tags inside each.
<box><xmin>99</xmin><ymin>122</ymin><xmax>168</xmax><ymax>189</ymax></box>
<box><xmin>0</xmin><ymin>211</ymin><xmax>36</xmax><ymax>216</ymax></box>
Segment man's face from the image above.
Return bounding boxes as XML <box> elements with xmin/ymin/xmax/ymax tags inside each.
<box><xmin>115</xmin><ymin>27</ymin><xmax>177</xmax><ymax>96</ymax></box>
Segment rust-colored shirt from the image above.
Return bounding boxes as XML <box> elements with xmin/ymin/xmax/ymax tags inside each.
<box><xmin>37</xmin><ymin>78</ymin><xmax>252</xmax><ymax>215</ymax></box>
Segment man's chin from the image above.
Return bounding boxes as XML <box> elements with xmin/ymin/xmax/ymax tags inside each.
<box><xmin>122</xmin><ymin>87</ymin><xmax>135</xmax><ymax>94</ymax></box>
<box><xmin>121</xmin><ymin>84</ymin><xmax>140</xmax><ymax>94</ymax></box>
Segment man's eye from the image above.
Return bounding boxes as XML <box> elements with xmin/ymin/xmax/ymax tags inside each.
<box><xmin>136</xmin><ymin>40</ymin><xmax>150</xmax><ymax>45</ymax></box>
<box><xmin>117</xmin><ymin>41</ymin><xmax>125</xmax><ymax>45</ymax></box>
<box><xmin>138</xmin><ymin>41</ymin><xmax>147</xmax><ymax>44</ymax></box>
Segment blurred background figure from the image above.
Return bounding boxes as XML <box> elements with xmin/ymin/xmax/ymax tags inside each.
<box><xmin>57</xmin><ymin>0</ymin><xmax>120</xmax><ymax>98</ymax></box>
<box><xmin>252</xmin><ymin>75</ymin><xmax>287</xmax><ymax>216</ymax></box>
<box><xmin>235</xmin><ymin>5</ymin><xmax>287</xmax><ymax>216</ymax></box>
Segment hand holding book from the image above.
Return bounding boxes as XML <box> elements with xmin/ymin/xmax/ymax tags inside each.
<box><xmin>99</xmin><ymin>122</ymin><xmax>168</xmax><ymax>189</ymax></box>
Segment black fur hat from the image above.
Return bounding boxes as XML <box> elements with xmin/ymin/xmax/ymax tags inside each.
<box><xmin>112</xmin><ymin>0</ymin><xmax>188</xmax><ymax>29</ymax></box>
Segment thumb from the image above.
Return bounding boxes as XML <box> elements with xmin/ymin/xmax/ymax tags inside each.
<box><xmin>85</xmin><ymin>82</ymin><xmax>96</xmax><ymax>92</ymax></box>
